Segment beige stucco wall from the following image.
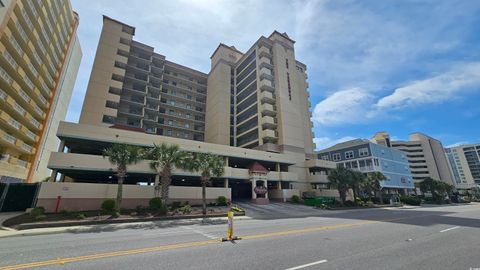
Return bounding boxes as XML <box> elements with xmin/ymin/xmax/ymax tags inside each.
<box><xmin>205</xmin><ymin>51</ymin><xmax>231</xmax><ymax>145</ymax></box>
<box><xmin>79</xmin><ymin>17</ymin><xmax>132</xmax><ymax>126</ymax></box>
<box><xmin>32</xmin><ymin>35</ymin><xmax>82</xmax><ymax>182</ymax></box>
<box><xmin>269</xmin><ymin>189</ymin><xmax>300</xmax><ymax>201</ymax></box>
<box><xmin>36</xmin><ymin>182</ymin><xmax>231</xmax><ymax>212</ymax></box>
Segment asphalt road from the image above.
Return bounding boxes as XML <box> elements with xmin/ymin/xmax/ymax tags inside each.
<box><xmin>1</xmin><ymin>203</ymin><xmax>479</xmax><ymax>270</ymax></box>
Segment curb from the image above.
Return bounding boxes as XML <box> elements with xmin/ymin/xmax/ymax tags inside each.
<box><xmin>0</xmin><ymin>214</ymin><xmax>250</xmax><ymax>239</ymax></box>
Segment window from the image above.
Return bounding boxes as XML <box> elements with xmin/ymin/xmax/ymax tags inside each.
<box><xmin>166</xmin><ymin>130</ymin><xmax>172</xmax><ymax>136</ymax></box>
<box><xmin>332</xmin><ymin>153</ymin><xmax>341</xmax><ymax>161</ymax></box>
<box><xmin>374</xmin><ymin>159</ymin><xmax>379</xmax><ymax>166</ymax></box>
<box><xmin>168</xmin><ymin>120</ymin><xmax>173</xmax><ymax>126</ymax></box>
<box><xmin>345</xmin><ymin>151</ymin><xmax>354</xmax><ymax>159</ymax></box>
<box><xmin>102</xmin><ymin>115</ymin><xmax>115</xmax><ymax>124</ymax></box>
<box><xmin>169</xmin><ymin>100</ymin><xmax>175</xmax><ymax>106</ymax></box>
<box><xmin>321</xmin><ymin>155</ymin><xmax>329</xmax><ymax>161</ymax></box>
<box><xmin>358</xmin><ymin>148</ymin><xmax>369</xmax><ymax>157</ymax></box>
<box><xmin>185</xmin><ymin>113</ymin><xmax>190</xmax><ymax>119</ymax></box>
<box><xmin>186</xmin><ymin>104</ymin><xmax>191</xmax><ymax>110</ymax></box>
<box><xmin>185</xmin><ymin>123</ymin><xmax>190</xmax><ymax>129</ymax></box>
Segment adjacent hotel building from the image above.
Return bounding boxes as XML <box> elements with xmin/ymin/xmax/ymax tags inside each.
<box><xmin>0</xmin><ymin>0</ymin><xmax>82</xmax><ymax>183</ymax></box>
<box><xmin>46</xmin><ymin>16</ymin><xmax>334</xmax><ymax>206</ymax></box>
<box><xmin>317</xmin><ymin>139</ymin><xmax>415</xmax><ymax>193</ymax></box>
<box><xmin>372</xmin><ymin>132</ymin><xmax>454</xmax><ymax>187</ymax></box>
<box><xmin>445</xmin><ymin>143</ymin><xmax>480</xmax><ymax>189</ymax></box>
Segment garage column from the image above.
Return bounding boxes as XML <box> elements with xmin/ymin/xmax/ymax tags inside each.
<box><xmin>277</xmin><ymin>181</ymin><xmax>282</xmax><ymax>190</ymax></box>
<box><xmin>224</xmin><ymin>178</ymin><xmax>229</xmax><ymax>188</ymax></box>
<box><xmin>251</xmin><ymin>179</ymin><xmax>257</xmax><ymax>199</ymax></box>
<box><xmin>264</xmin><ymin>180</ymin><xmax>268</xmax><ymax>199</ymax></box>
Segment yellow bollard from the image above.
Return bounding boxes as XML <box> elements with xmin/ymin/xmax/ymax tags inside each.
<box><xmin>222</xmin><ymin>209</ymin><xmax>241</xmax><ymax>242</ymax></box>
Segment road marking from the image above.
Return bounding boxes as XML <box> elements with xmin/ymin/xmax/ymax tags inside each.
<box><xmin>440</xmin><ymin>226</ymin><xmax>460</xmax><ymax>233</ymax></box>
<box><xmin>285</xmin><ymin>260</ymin><xmax>328</xmax><ymax>270</ymax></box>
<box><xmin>180</xmin><ymin>226</ymin><xmax>219</xmax><ymax>240</ymax></box>
<box><xmin>0</xmin><ymin>212</ymin><xmax>467</xmax><ymax>270</ymax></box>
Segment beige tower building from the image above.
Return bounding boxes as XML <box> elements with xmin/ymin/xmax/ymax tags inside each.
<box><xmin>445</xmin><ymin>144</ymin><xmax>480</xmax><ymax>189</ymax></box>
<box><xmin>80</xmin><ymin>16</ymin><xmax>207</xmax><ymax>141</ymax></box>
<box><xmin>0</xmin><ymin>0</ymin><xmax>82</xmax><ymax>183</ymax></box>
<box><xmin>206</xmin><ymin>32</ymin><xmax>315</xmax><ymax>156</ymax></box>
<box><xmin>49</xmin><ymin>16</ymin><xmax>332</xmax><ymax>204</ymax></box>
<box><xmin>372</xmin><ymin>132</ymin><xmax>454</xmax><ymax>186</ymax></box>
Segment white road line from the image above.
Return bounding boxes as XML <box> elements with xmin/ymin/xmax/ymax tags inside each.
<box><xmin>440</xmin><ymin>226</ymin><xmax>460</xmax><ymax>233</ymax></box>
<box><xmin>285</xmin><ymin>260</ymin><xmax>328</xmax><ymax>270</ymax></box>
<box><xmin>180</xmin><ymin>226</ymin><xmax>219</xmax><ymax>240</ymax></box>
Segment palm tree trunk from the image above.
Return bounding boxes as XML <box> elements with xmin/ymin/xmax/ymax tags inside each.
<box><xmin>116</xmin><ymin>166</ymin><xmax>126</xmax><ymax>214</ymax></box>
<box><xmin>202</xmin><ymin>182</ymin><xmax>207</xmax><ymax>215</ymax></box>
<box><xmin>154</xmin><ymin>174</ymin><xmax>160</xmax><ymax>198</ymax></box>
<box><xmin>160</xmin><ymin>167</ymin><xmax>171</xmax><ymax>205</ymax></box>
<box><xmin>377</xmin><ymin>190</ymin><xmax>383</xmax><ymax>204</ymax></box>
<box><xmin>339</xmin><ymin>189</ymin><xmax>346</xmax><ymax>206</ymax></box>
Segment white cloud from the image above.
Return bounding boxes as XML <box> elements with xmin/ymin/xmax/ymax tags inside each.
<box><xmin>446</xmin><ymin>141</ymin><xmax>470</xmax><ymax>148</ymax></box>
<box><xmin>312</xmin><ymin>88</ymin><xmax>375</xmax><ymax>125</ymax></box>
<box><xmin>377</xmin><ymin>62</ymin><xmax>480</xmax><ymax>109</ymax></box>
<box><xmin>314</xmin><ymin>136</ymin><xmax>357</xmax><ymax>151</ymax></box>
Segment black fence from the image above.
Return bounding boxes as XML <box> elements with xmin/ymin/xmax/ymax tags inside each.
<box><xmin>0</xmin><ymin>183</ymin><xmax>40</xmax><ymax>212</ymax></box>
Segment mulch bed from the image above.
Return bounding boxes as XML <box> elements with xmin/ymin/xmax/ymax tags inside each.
<box><xmin>4</xmin><ymin>206</ymin><xmax>244</xmax><ymax>230</ymax></box>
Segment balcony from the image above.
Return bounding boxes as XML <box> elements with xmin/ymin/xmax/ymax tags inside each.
<box><xmin>258</xmin><ymin>46</ymin><xmax>272</xmax><ymax>59</ymax></box>
<box><xmin>260</xmin><ymin>91</ymin><xmax>275</xmax><ymax>104</ymax></box>
<box><xmin>261</xmin><ymin>103</ymin><xmax>276</xmax><ymax>117</ymax></box>
<box><xmin>258</xmin><ymin>59</ymin><xmax>273</xmax><ymax>70</ymax></box>
<box><xmin>261</xmin><ymin>116</ymin><xmax>276</xmax><ymax>129</ymax></box>
<box><xmin>259</xmin><ymin>80</ymin><xmax>275</xmax><ymax>92</ymax></box>
<box><xmin>306</xmin><ymin>174</ymin><xmax>329</xmax><ymax>183</ymax></box>
<box><xmin>261</xmin><ymin>129</ymin><xmax>277</xmax><ymax>140</ymax></box>
<box><xmin>2</xmin><ymin>131</ymin><xmax>16</xmax><ymax>145</ymax></box>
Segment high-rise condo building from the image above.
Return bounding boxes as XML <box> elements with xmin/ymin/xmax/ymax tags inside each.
<box><xmin>0</xmin><ymin>0</ymin><xmax>82</xmax><ymax>183</ymax></box>
<box><xmin>445</xmin><ymin>143</ymin><xmax>480</xmax><ymax>189</ymax></box>
<box><xmin>45</xmin><ymin>16</ymin><xmax>332</xmax><ymax>207</ymax></box>
<box><xmin>372</xmin><ymin>132</ymin><xmax>454</xmax><ymax>186</ymax></box>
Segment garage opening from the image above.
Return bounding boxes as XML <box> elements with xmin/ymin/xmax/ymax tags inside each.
<box><xmin>229</xmin><ymin>180</ymin><xmax>252</xmax><ymax>201</ymax></box>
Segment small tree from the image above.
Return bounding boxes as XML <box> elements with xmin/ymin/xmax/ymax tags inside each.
<box><xmin>191</xmin><ymin>153</ymin><xmax>225</xmax><ymax>215</ymax></box>
<box><xmin>350</xmin><ymin>170</ymin><xmax>365</xmax><ymax>202</ymax></box>
<box><xmin>328</xmin><ymin>167</ymin><xmax>352</xmax><ymax>205</ymax></box>
<box><xmin>147</xmin><ymin>143</ymin><xmax>191</xmax><ymax>204</ymax></box>
<box><xmin>363</xmin><ymin>172</ymin><xmax>386</xmax><ymax>204</ymax></box>
<box><xmin>418</xmin><ymin>177</ymin><xmax>453</xmax><ymax>201</ymax></box>
<box><xmin>103</xmin><ymin>143</ymin><xmax>142</xmax><ymax>215</ymax></box>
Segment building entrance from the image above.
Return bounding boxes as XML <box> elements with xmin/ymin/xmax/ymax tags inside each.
<box><xmin>230</xmin><ymin>180</ymin><xmax>252</xmax><ymax>201</ymax></box>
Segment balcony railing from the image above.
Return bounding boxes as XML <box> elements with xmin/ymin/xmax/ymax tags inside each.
<box><xmin>3</xmin><ymin>133</ymin><xmax>16</xmax><ymax>144</ymax></box>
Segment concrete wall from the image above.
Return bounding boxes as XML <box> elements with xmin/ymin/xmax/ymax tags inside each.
<box><xmin>36</xmin><ymin>182</ymin><xmax>231</xmax><ymax>212</ymax></box>
<box><xmin>79</xmin><ymin>17</ymin><xmax>132</xmax><ymax>126</ymax></box>
<box><xmin>269</xmin><ymin>189</ymin><xmax>300</xmax><ymax>201</ymax></box>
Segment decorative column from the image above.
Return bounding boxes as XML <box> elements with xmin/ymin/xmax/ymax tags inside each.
<box><xmin>224</xmin><ymin>178</ymin><xmax>229</xmax><ymax>188</ymax></box>
<box><xmin>251</xmin><ymin>179</ymin><xmax>257</xmax><ymax>199</ymax></box>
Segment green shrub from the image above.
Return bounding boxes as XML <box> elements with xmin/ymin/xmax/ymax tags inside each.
<box><xmin>157</xmin><ymin>205</ymin><xmax>168</xmax><ymax>216</ymax></box>
<box><xmin>34</xmin><ymin>214</ymin><xmax>47</xmax><ymax>221</ymax></box>
<box><xmin>291</xmin><ymin>195</ymin><xmax>300</xmax><ymax>203</ymax></box>
<box><xmin>101</xmin><ymin>199</ymin><xmax>116</xmax><ymax>213</ymax></box>
<box><xmin>400</xmin><ymin>196</ymin><xmax>421</xmax><ymax>206</ymax></box>
<box><xmin>355</xmin><ymin>197</ymin><xmax>364</xmax><ymax>206</ymax></box>
<box><xmin>149</xmin><ymin>197</ymin><xmax>163</xmax><ymax>211</ymax></box>
<box><xmin>179</xmin><ymin>205</ymin><xmax>192</xmax><ymax>214</ymax></box>
<box><xmin>30</xmin><ymin>207</ymin><xmax>45</xmax><ymax>217</ymax></box>
<box><xmin>59</xmin><ymin>209</ymin><xmax>70</xmax><ymax>216</ymax></box>
<box><xmin>216</xmin><ymin>196</ymin><xmax>227</xmax><ymax>206</ymax></box>
<box><xmin>344</xmin><ymin>200</ymin><xmax>356</xmax><ymax>207</ymax></box>
<box><xmin>76</xmin><ymin>213</ymin><xmax>86</xmax><ymax>220</ymax></box>
<box><xmin>170</xmin><ymin>201</ymin><xmax>182</xmax><ymax>209</ymax></box>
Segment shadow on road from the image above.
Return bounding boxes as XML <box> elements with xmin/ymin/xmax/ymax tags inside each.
<box><xmin>236</xmin><ymin>202</ymin><xmax>480</xmax><ymax>229</ymax></box>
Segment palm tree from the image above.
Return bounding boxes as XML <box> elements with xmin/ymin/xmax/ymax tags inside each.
<box><xmin>147</xmin><ymin>143</ymin><xmax>191</xmax><ymax>204</ymax></box>
<box><xmin>328</xmin><ymin>167</ymin><xmax>352</xmax><ymax>205</ymax></box>
<box><xmin>191</xmin><ymin>153</ymin><xmax>225</xmax><ymax>215</ymax></box>
<box><xmin>103</xmin><ymin>143</ymin><xmax>142</xmax><ymax>215</ymax></box>
<box><xmin>350</xmin><ymin>170</ymin><xmax>365</xmax><ymax>202</ymax></box>
<box><xmin>363</xmin><ymin>172</ymin><xmax>386</xmax><ymax>204</ymax></box>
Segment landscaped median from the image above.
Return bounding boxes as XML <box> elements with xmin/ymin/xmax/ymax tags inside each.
<box><xmin>3</xmin><ymin>200</ymin><xmax>245</xmax><ymax>231</ymax></box>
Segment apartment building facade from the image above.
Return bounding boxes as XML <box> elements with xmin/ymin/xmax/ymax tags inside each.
<box><xmin>445</xmin><ymin>143</ymin><xmax>480</xmax><ymax>189</ymax></box>
<box><xmin>79</xmin><ymin>16</ymin><xmax>207</xmax><ymax>142</ymax></box>
<box><xmin>372</xmin><ymin>132</ymin><xmax>454</xmax><ymax>186</ymax></box>
<box><xmin>317</xmin><ymin>139</ymin><xmax>415</xmax><ymax>193</ymax></box>
<box><xmin>49</xmin><ymin>16</ymin><xmax>331</xmax><ymax>204</ymax></box>
<box><xmin>0</xmin><ymin>0</ymin><xmax>82</xmax><ymax>183</ymax></box>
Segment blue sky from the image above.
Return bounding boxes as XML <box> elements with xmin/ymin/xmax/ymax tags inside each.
<box><xmin>68</xmin><ymin>0</ymin><xmax>480</xmax><ymax>150</ymax></box>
